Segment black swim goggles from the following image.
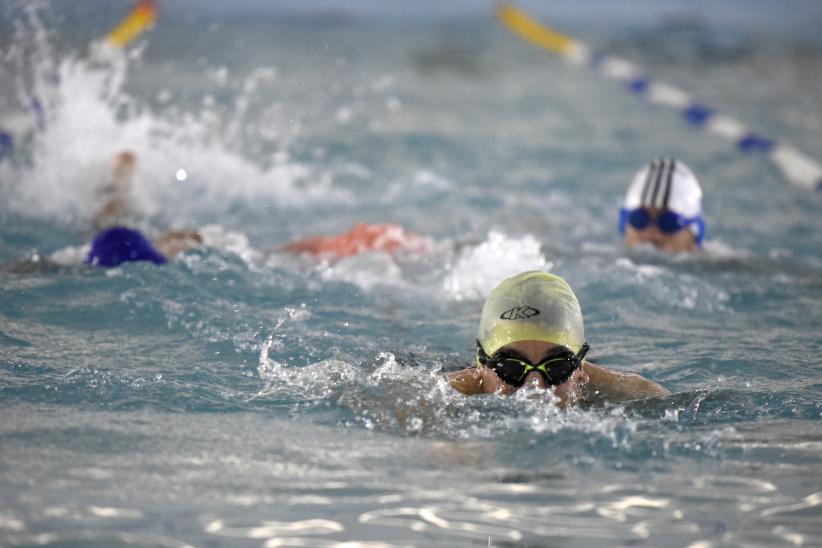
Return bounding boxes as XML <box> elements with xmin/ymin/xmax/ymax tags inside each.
<box><xmin>476</xmin><ymin>340</ymin><xmax>590</xmax><ymax>388</ymax></box>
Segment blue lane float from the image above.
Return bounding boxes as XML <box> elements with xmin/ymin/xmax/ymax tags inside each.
<box><xmin>628</xmin><ymin>77</ymin><xmax>650</xmax><ymax>94</ymax></box>
<box><xmin>0</xmin><ymin>131</ymin><xmax>13</xmax><ymax>161</ymax></box>
<box><xmin>682</xmin><ymin>104</ymin><xmax>714</xmax><ymax>127</ymax></box>
<box><xmin>737</xmin><ymin>134</ymin><xmax>775</xmax><ymax>153</ymax></box>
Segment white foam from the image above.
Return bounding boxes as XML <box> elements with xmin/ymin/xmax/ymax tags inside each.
<box><xmin>198</xmin><ymin>224</ymin><xmax>262</xmax><ymax>267</ymax></box>
<box><xmin>413</xmin><ymin>169</ymin><xmax>452</xmax><ymax>191</ymax></box>
<box><xmin>612</xmin><ymin>257</ymin><xmax>730</xmax><ymax>312</ymax></box>
<box><xmin>88</xmin><ymin>506</ymin><xmax>144</xmax><ymax>519</ymax></box>
<box><xmin>319</xmin><ymin>252</ymin><xmax>406</xmax><ymax>291</ymax></box>
<box><xmin>442</xmin><ymin>231</ymin><xmax>551</xmax><ymax>301</ymax></box>
<box><xmin>0</xmin><ymin>512</ymin><xmax>25</xmax><ymax>531</ymax></box>
<box><xmin>1</xmin><ymin>44</ymin><xmax>343</xmax><ymax>227</ymax></box>
<box><xmin>49</xmin><ymin>243</ymin><xmax>90</xmax><ymax>266</ymax></box>
<box><xmin>701</xmin><ymin>239</ymin><xmax>751</xmax><ymax>260</ymax></box>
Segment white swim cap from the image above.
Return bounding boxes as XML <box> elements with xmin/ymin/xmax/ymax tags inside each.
<box><xmin>478</xmin><ymin>271</ymin><xmax>585</xmax><ymax>356</ymax></box>
<box><xmin>624</xmin><ymin>158</ymin><xmax>703</xmax><ymax>219</ymax></box>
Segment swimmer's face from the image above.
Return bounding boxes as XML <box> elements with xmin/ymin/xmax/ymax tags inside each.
<box><xmin>624</xmin><ymin>207</ymin><xmax>698</xmax><ymax>253</ymax></box>
<box><xmin>479</xmin><ymin>340</ymin><xmax>589</xmax><ymax>407</ymax></box>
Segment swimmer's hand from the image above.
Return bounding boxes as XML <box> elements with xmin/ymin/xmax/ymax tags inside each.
<box><xmin>153</xmin><ymin>230</ymin><xmax>203</xmax><ymax>259</ymax></box>
<box><xmin>447</xmin><ymin>368</ymin><xmax>483</xmax><ymax>395</ymax></box>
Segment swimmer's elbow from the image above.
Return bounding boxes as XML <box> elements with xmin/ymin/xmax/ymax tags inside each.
<box><xmin>656</xmin><ymin>382</ymin><xmax>672</xmax><ymax>396</ymax></box>
<box><xmin>587</xmin><ymin>365</ymin><xmax>671</xmax><ymax>401</ymax></box>
<box><xmin>642</xmin><ymin>380</ymin><xmax>671</xmax><ymax>398</ymax></box>
<box><xmin>624</xmin><ymin>372</ymin><xmax>671</xmax><ymax>398</ymax></box>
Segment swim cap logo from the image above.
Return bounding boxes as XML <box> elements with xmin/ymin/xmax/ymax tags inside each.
<box><xmin>500</xmin><ymin>306</ymin><xmax>540</xmax><ymax>320</ymax></box>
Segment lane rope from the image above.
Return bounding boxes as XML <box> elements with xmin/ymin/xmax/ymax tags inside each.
<box><xmin>497</xmin><ymin>3</ymin><xmax>822</xmax><ymax>192</ymax></box>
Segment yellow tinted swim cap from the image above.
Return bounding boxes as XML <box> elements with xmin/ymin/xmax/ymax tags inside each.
<box><xmin>478</xmin><ymin>271</ymin><xmax>585</xmax><ymax>355</ymax></box>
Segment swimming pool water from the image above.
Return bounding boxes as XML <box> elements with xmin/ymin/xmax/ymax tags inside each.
<box><xmin>1</xmin><ymin>2</ymin><xmax>821</xmax><ymax>546</ymax></box>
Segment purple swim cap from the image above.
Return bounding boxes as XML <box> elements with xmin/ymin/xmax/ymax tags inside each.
<box><xmin>86</xmin><ymin>226</ymin><xmax>167</xmax><ymax>267</ymax></box>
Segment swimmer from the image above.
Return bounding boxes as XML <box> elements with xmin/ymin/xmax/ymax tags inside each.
<box><xmin>85</xmin><ymin>225</ymin><xmax>202</xmax><ymax>267</ymax></box>
<box><xmin>86</xmin><ymin>152</ymin><xmax>423</xmax><ymax>268</ymax></box>
<box><xmin>619</xmin><ymin>157</ymin><xmax>705</xmax><ymax>253</ymax></box>
<box><xmin>281</xmin><ymin>222</ymin><xmax>430</xmax><ymax>259</ymax></box>
<box><xmin>88</xmin><ymin>221</ymin><xmax>422</xmax><ymax>268</ymax></box>
<box><xmin>85</xmin><ymin>150</ymin><xmax>202</xmax><ymax>267</ymax></box>
<box><xmin>448</xmin><ymin>271</ymin><xmax>670</xmax><ymax>406</ymax></box>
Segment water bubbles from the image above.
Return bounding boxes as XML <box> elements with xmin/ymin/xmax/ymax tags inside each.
<box><xmin>386</xmin><ymin>96</ymin><xmax>402</xmax><ymax>112</ymax></box>
<box><xmin>335</xmin><ymin>107</ymin><xmax>353</xmax><ymax>124</ymax></box>
<box><xmin>207</xmin><ymin>66</ymin><xmax>229</xmax><ymax>87</ymax></box>
<box><xmin>663</xmin><ymin>408</ymin><xmax>680</xmax><ymax>422</ymax></box>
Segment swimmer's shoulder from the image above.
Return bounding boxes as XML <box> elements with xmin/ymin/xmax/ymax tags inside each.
<box><xmin>582</xmin><ymin>361</ymin><xmax>671</xmax><ymax>402</ymax></box>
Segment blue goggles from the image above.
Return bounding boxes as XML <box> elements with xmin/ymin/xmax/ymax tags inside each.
<box><xmin>619</xmin><ymin>207</ymin><xmax>705</xmax><ymax>246</ymax></box>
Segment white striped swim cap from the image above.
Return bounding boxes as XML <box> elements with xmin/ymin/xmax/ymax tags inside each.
<box><xmin>624</xmin><ymin>158</ymin><xmax>703</xmax><ymax>219</ymax></box>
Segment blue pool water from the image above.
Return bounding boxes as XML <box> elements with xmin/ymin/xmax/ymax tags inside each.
<box><xmin>1</xmin><ymin>2</ymin><xmax>821</xmax><ymax>546</ymax></box>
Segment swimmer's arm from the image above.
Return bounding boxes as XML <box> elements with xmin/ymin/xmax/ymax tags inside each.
<box><xmin>93</xmin><ymin>196</ymin><xmax>130</xmax><ymax>232</ymax></box>
<box><xmin>582</xmin><ymin>361</ymin><xmax>671</xmax><ymax>401</ymax></box>
<box><xmin>3</xmin><ymin>255</ymin><xmax>62</xmax><ymax>274</ymax></box>
<box><xmin>447</xmin><ymin>368</ymin><xmax>483</xmax><ymax>395</ymax></box>
<box><xmin>152</xmin><ymin>229</ymin><xmax>203</xmax><ymax>258</ymax></box>
<box><xmin>93</xmin><ymin>151</ymin><xmax>137</xmax><ymax>231</ymax></box>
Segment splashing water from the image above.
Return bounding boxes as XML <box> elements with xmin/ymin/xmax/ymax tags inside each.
<box><xmin>0</xmin><ymin>3</ymin><xmax>345</xmax><ymax>230</ymax></box>
<box><xmin>2</xmin><ymin>2</ymin><xmax>822</xmax><ymax>547</ymax></box>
